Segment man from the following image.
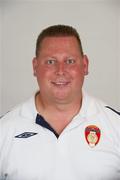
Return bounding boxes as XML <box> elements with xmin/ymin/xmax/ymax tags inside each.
<box><xmin>0</xmin><ymin>25</ymin><xmax>120</xmax><ymax>180</ymax></box>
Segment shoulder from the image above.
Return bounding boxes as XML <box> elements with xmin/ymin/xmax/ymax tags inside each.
<box><xmin>93</xmin><ymin>96</ymin><xmax>120</xmax><ymax>118</ymax></box>
<box><xmin>84</xmin><ymin>92</ymin><xmax>120</xmax><ymax>119</ymax></box>
<box><xmin>104</xmin><ymin>106</ymin><xmax>120</xmax><ymax>116</ymax></box>
<box><xmin>0</xmin><ymin>105</ymin><xmax>23</xmax><ymax>127</ymax></box>
<box><xmin>0</xmin><ymin>96</ymin><xmax>36</xmax><ymax>128</ymax></box>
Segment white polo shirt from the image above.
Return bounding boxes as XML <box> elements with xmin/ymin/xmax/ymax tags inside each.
<box><xmin>0</xmin><ymin>92</ymin><xmax>120</xmax><ymax>180</ymax></box>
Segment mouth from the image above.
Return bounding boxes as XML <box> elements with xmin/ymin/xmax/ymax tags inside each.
<box><xmin>51</xmin><ymin>81</ymin><xmax>70</xmax><ymax>87</ymax></box>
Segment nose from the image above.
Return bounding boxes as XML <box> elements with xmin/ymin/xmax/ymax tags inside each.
<box><xmin>56</xmin><ymin>62</ymin><xmax>65</xmax><ymax>75</ymax></box>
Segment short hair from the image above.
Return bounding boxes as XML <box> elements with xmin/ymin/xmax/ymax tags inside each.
<box><xmin>35</xmin><ymin>24</ymin><xmax>84</xmax><ymax>57</ymax></box>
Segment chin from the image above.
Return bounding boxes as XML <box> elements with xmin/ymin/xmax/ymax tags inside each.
<box><xmin>53</xmin><ymin>92</ymin><xmax>72</xmax><ymax>103</ymax></box>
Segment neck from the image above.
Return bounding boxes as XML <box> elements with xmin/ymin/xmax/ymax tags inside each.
<box><xmin>35</xmin><ymin>91</ymin><xmax>82</xmax><ymax>135</ymax></box>
<box><xmin>36</xmin><ymin>91</ymin><xmax>82</xmax><ymax>119</ymax></box>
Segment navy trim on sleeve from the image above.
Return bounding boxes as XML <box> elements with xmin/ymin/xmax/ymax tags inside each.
<box><xmin>105</xmin><ymin>106</ymin><xmax>120</xmax><ymax>116</ymax></box>
<box><xmin>36</xmin><ymin>114</ymin><xmax>59</xmax><ymax>138</ymax></box>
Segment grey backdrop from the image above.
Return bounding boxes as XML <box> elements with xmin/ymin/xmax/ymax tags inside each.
<box><xmin>0</xmin><ymin>0</ymin><xmax>120</xmax><ymax>115</ymax></box>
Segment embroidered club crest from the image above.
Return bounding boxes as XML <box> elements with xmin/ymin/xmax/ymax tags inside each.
<box><xmin>85</xmin><ymin>125</ymin><xmax>101</xmax><ymax>147</ymax></box>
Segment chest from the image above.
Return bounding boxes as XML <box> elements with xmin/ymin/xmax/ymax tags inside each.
<box><xmin>2</xmin><ymin>123</ymin><xmax>120</xmax><ymax>180</ymax></box>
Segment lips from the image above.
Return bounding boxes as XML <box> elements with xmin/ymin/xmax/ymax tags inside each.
<box><xmin>51</xmin><ymin>81</ymin><xmax>70</xmax><ymax>86</ymax></box>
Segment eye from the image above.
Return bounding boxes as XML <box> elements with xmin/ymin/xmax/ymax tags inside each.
<box><xmin>47</xmin><ymin>59</ymin><xmax>56</xmax><ymax>65</ymax></box>
<box><xmin>66</xmin><ymin>59</ymin><xmax>75</xmax><ymax>64</ymax></box>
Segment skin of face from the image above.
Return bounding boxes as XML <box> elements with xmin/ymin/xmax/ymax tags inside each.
<box><xmin>32</xmin><ymin>36</ymin><xmax>89</xmax><ymax>106</ymax></box>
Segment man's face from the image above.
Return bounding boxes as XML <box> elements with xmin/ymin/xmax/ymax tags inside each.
<box><xmin>33</xmin><ymin>36</ymin><xmax>88</xmax><ymax>104</ymax></box>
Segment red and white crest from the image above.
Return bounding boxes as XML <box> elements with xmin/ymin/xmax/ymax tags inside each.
<box><xmin>85</xmin><ymin>125</ymin><xmax>101</xmax><ymax>147</ymax></box>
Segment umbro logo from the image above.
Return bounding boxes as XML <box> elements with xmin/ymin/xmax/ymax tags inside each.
<box><xmin>15</xmin><ymin>132</ymin><xmax>38</xmax><ymax>138</ymax></box>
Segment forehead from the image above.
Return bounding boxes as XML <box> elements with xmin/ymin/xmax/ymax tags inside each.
<box><xmin>42</xmin><ymin>36</ymin><xmax>78</xmax><ymax>44</ymax></box>
<box><xmin>40</xmin><ymin>36</ymin><xmax>81</xmax><ymax>53</ymax></box>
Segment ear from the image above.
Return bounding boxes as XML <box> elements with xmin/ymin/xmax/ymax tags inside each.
<box><xmin>82</xmin><ymin>55</ymin><xmax>89</xmax><ymax>75</ymax></box>
<box><xmin>32</xmin><ymin>57</ymin><xmax>38</xmax><ymax>76</ymax></box>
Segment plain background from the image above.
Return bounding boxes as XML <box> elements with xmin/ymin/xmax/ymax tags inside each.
<box><xmin>0</xmin><ymin>0</ymin><xmax>120</xmax><ymax>115</ymax></box>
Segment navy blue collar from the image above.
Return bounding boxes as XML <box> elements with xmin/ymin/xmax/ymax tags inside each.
<box><xmin>36</xmin><ymin>114</ymin><xmax>59</xmax><ymax>138</ymax></box>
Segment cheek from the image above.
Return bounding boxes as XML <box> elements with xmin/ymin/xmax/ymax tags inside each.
<box><xmin>36</xmin><ymin>67</ymin><xmax>53</xmax><ymax>82</ymax></box>
<box><xmin>70</xmin><ymin>67</ymin><xmax>85</xmax><ymax>87</ymax></box>
<box><xmin>70</xmin><ymin>66</ymin><xmax>84</xmax><ymax>77</ymax></box>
